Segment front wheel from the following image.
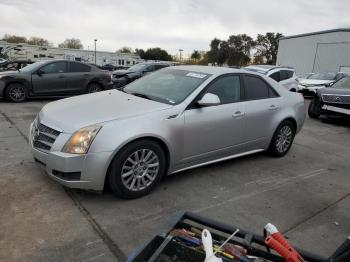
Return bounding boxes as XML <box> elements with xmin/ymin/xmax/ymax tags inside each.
<box><xmin>108</xmin><ymin>140</ymin><xmax>166</xmax><ymax>199</ymax></box>
<box><xmin>5</xmin><ymin>83</ymin><xmax>28</xmax><ymax>102</ymax></box>
<box><xmin>269</xmin><ymin>120</ymin><xmax>296</xmax><ymax>157</ymax></box>
<box><xmin>308</xmin><ymin>97</ymin><xmax>321</xmax><ymax>119</ymax></box>
<box><xmin>87</xmin><ymin>83</ymin><xmax>103</xmax><ymax>93</ymax></box>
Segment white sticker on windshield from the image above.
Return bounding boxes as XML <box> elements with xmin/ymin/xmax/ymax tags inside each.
<box><xmin>186</xmin><ymin>72</ymin><xmax>207</xmax><ymax>79</ymax></box>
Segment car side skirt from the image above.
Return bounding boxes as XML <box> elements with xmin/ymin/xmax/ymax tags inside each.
<box><xmin>170</xmin><ymin>149</ymin><xmax>265</xmax><ymax>175</ymax></box>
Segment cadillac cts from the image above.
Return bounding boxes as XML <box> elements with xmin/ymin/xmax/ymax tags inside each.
<box><xmin>29</xmin><ymin>66</ymin><xmax>305</xmax><ymax>198</ymax></box>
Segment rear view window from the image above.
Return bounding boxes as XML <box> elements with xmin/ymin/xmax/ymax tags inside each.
<box><xmin>244</xmin><ymin>75</ymin><xmax>278</xmax><ymax>100</ymax></box>
<box><xmin>69</xmin><ymin>62</ymin><xmax>91</xmax><ymax>72</ymax></box>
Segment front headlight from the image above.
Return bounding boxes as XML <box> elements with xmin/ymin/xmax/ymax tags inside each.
<box><xmin>63</xmin><ymin>125</ymin><xmax>102</xmax><ymax>154</ymax></box>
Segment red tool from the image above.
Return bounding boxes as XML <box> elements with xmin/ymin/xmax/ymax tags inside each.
<box><xmin>264</xmin><ymin>223</ymin><xmax>305</xmax><ymax>262</ymax></box>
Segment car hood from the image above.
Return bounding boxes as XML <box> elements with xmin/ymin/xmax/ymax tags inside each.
<box><xmin>299</xmin><ymin>79</ymin><xmax>334</xmax><ymax>86</ymax></box>
<box><xmin>39</xmin><ymin>90</ymin><xmax>172</xmax><ymax>133</ymax></box>
<box><xmin>0</xmin><ymin>70</ymin><xmax>18</xmax><ymax>75</ymax></box>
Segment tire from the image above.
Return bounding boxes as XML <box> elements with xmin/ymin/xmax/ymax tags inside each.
<box><xmin>87</xmin><ymin>82</ymin><xmax>103</xmax><ymax>93</ymax></box>
<box><xmin>308</xmin><ymin>97</ymin><xmax>321</xmax><ymax>119</ymax></box>
<box><xmin>268</xmin><ymin>120</ymin><xmax>296</xmax><ymax>157</ymax></box>
<box><xmin>108</xmin><ymin>140</ymin><xmax>166</xmax><ymax>199</ymax></box>
<box><xmin>5</xmin><ymin>83</ymin><xmax>28</xmax><ymax>102</ymax></box>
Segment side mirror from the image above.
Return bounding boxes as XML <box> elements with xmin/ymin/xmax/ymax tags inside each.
<box><xmin>37</xmin><ymin>69</ymin><xmax>44</xmax><ymax>76</ymax></box>
<box><xmin>197</xmin><ymin>93</ymin><xmax>221</xmax><ymax>106</ymax></box>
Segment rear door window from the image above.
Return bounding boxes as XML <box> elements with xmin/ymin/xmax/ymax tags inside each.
<box><xmin>244</xmin><ymin>75</ymin><xmax>278</xmax><ymax>100</ymax></box>
<box><xmin>69</xmin><ymin>62</ymin><xmax>91</xmax><ymax>72</ymax></box>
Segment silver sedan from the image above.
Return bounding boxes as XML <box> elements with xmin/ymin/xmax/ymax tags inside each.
<box><xmin>29</xmin><ymin>66</ymin><xmax>305</xmax><ymax>198</ymax></box>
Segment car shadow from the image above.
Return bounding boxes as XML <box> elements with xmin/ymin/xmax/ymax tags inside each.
<box><xmin>69</xmin><ymin>151</ymin><xmax>268</xmax><ymax>201</ymax></box>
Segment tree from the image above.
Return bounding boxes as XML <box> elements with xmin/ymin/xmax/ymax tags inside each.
<box><xmin>254</xmin><ymin>32</ymin><xmax>283</xmax><ymax>65</ymax></box>
<box><xmin>118</xmin><ymin>46</ymin><xmax>133</xmax><ymax>53</ymax></box>
<box><xmin>191</xmin><ymin>50</ymin><xmax>201</xmax><ymax>61</ymax></box>
<box><xmin>27</xmin><ymin>36</ymin><xmax>50</xmax><ymax>46</ymax></box>
<box><xmin>58</xmin><ymin>38</ymin><xmax>83</xmax><ymax>49</ymax></box>
<box><xmin>143</xmin><ymin>48</ymin><xmax>172</xmax><ymax>61</ymax></box>
<box><xmin>207</xmin><ymin>38</ymin><xmax>221</xmax><ymax>64</ymax></box>
<box><xmin>2</xmin><ymin>34</ymin><xmax>27</xmax><ymax>44</ymax></box>
<box><xmin>207</xmin><ymin>34</ymin><xmax>255</xmax><ymax>66</ymax></box>
<box><xmin>226</xmin><ymin>34</ymin><xmax>255</xmax><ymax>66</ymax></box>
<box><xmin>135</xmin><ymin>48</ymin><xmax>145</xmax><ymax>59</ymax></box>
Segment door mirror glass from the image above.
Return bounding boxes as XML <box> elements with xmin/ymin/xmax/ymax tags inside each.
<box><xmin>197</xmin><ymin>93</ymin><xmax>221</xmax><ymax>106</ymax></box>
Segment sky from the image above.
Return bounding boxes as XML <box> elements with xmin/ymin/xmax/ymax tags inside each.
<box><xmin>1</xmin><ymin>0</ymin><xmax>350</xmax><ymax>56</ymax></box>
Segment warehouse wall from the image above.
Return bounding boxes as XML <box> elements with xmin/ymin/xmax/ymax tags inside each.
<box><xmin>276</xmin><ymin>31</ymin><xmax>350</xmax><ymax>76</ymax></box>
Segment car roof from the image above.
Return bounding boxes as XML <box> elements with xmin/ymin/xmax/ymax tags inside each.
<box><xmin>172</xmin><ymin>65</ymin><xmax>245</xmax><ymax>75</ymax></box>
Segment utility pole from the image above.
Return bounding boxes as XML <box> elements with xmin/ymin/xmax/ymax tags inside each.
<box><xmin>94</xmin><ymin>39</ymin><xmax>97</xmax><ymax>65</ymax></box>
<box><xmin>179</xmin><ymin>49</ymin><xmax>183</xmax><ymax>63</ymax></box>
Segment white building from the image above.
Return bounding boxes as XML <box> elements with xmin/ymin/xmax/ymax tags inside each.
<box><xmin>276</xmin><ymin>28</ymin><xmax>350</xmax><ymax>76</ymax></box>
<box><xmin>0</xmin><ymin>41</ymin><xmax>143</xmax><ymax>66</ymax></box>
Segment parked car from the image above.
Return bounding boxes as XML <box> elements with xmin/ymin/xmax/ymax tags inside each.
<box><xmin>0</xmin><ymin>60</ymin><xmax>112</xmax><ymax>102</ymax></box>
<box><xmin>308</xmin><ymin>76</ymin><xmax>350</xmax><ymax>118</ymax></box>
<box><xmin>112</xmin><ymin>62</ymin><xmax>170</xmax><ymax>88</ymax></box>
<box><xmin>0</xmin><ymin>58</ymin><xmax>7</xmax><ymax>64</ymax></box>
<box><xmin>0</xmin><ymin>60</ymin><xmax>33</xmax><ymax>72</ymax></box>
<box><xmin>244</xmin><ymin>65</ymin><xmax>298</xmax><ymax>92</ymax></box>
<box><xmin>29</xmin><ymin>66</ymin><xmax>305</xmax><ymax>198</ymax></box>
<box><xmin>298</xmin><ymin>72</ymin><xmax>347</xmax><ymax>96</ymax></box>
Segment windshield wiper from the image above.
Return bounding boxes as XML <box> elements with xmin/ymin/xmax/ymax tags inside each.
<box><xmin>130</xmin><ymin>92</ymin><xmax>154</xmax><ymax>101</ymax></box>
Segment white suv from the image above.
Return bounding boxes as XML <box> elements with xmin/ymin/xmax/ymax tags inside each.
<box><xmin>245</xmin><ymin>65</ymin><xmax>298</xmax><ymax>92</ymax></box>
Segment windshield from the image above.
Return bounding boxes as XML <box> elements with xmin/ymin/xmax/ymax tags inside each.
<box><xmin>19</xmin><ymin>61</ymin><xmax>45</xmax><ymax>72</ymax></box>
<box><xmin>332</xmin><ymin>77</ymin><xmax>350</xmax><ymax>89</ymax></box>
<box><xmin>127</xmin><ymin>64</ymin><xmax>147</xmax><ymax>72</ymax></box>
<box><xmin>308</xmin><ymin>72</ymin><xmax>336</xmax><ymax>80</ymax></box>
<box><xmin>124</xmin><ymin>68</ymin><xmax>211</xmax><ymax>104</ymax></box>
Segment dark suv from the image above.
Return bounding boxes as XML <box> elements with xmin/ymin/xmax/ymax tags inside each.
<box><xmin>112</xmin><ymin>62</ymin><xmax>170</xmax><ymax>88</ymax></box>
<box><xmin>0</xmin><ymin>60</ymin><xmax>112</xmax><ymax>102</ymax></box>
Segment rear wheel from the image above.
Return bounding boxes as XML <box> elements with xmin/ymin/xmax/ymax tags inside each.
<box><xmin>269</xmin><ymin>120</ymin><xmax>296</xmax><ymax>157</ymax></box>
<box><xmin>87</xmin><ymin>83</ymin><xmax>103</xmax><ymax>93</ymax></box>
<box><xmin>308</xmin><ymin>97</ymin><xmax>321</xmax><ymax>119</ymax></box>
<box><xmin>108</xmin><ymin>140</ymin><xmax>166</xmax><ymax>199</ymax></box>
<box><xmin>5</xmin><ymin>83</ymin><xmax>27</xmax><ymax>102</ymax></box>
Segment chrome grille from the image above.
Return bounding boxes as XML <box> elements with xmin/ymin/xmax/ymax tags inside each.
<box><xmin>32</xmin><ymin>122</ymin><xmax>60</xmax><ymax>152</ymax></box>
<box><xmin>322</xmin><ymin>94</ymin><xmax>350</xmax><ymax>104</ymax></box>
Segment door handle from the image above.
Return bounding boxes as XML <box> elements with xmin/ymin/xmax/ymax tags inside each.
<box><xmin>58</xmin><ymin>75</ymin><xmax>65</xmax><ymax>78</ymax></box>
<box><xmin>232</xmin><ymin>111</ymin><xmax>245</xmax><ymax>118</ymax></box>
<box><xmin>269</xmin><ymin>105</ymin><xmax>279</xmax><ymax>111</ymax></box>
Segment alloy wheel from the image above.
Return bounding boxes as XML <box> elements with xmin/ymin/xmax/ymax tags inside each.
<box><xmin>9</xmin><ymin>85</ymin><xmax>25</xmax><ymax>101</ymax></box>
<box><xmin>275</xmin><ymin>125</ymin><xmax>293</xmax><ymax>153</ymax></box>
<box><xmin>121</xmin><ymin>149</ymin><xmax>159</xmax><ymax>191</ymax></box>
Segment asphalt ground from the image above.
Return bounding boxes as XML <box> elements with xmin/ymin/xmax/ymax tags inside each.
<box><xmin>0</xmin><ymin>97</ymin><xmax>349</xmax><ymax>261</ymax></box>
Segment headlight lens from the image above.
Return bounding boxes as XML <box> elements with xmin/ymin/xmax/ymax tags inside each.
<box><xmin>63</xmin><ymin>125</ymin><xmax>102</xmax><ymax>154</ymax></box>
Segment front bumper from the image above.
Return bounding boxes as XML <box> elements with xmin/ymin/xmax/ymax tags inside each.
<box><xmin>29</xmin><ymin>122</ymin><xmax>112</xmax><ymax>191</ymax></box>
<box><xmin>112</xmin><ymin>77</ymin><xmax>128</xmax><ymax>89</ymax></box>
<box><xmin>322</xmin><ymin>104</ymin><xmax>350</xmax><ymax>116</ymax></box>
